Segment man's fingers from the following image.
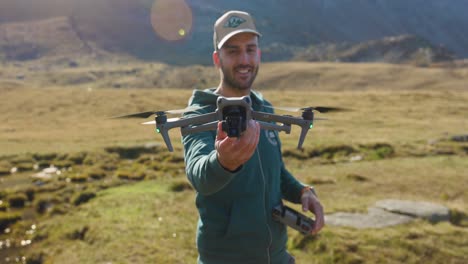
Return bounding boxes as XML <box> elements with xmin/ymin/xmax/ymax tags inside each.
<box><xmin>216</xmin><ymin>121</ymin><xmax>227</xmax><ymax>140</ymax></box>
<box><xmin>301</xmin><ymin>194</ymin><xmax>325</xmax><ymax>235</ymax></box>
<box><xmin>311</xmin><ymin>201</ymin><xmax>324</xmax><ymax>235</ymax></box>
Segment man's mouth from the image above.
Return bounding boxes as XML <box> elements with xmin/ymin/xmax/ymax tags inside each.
<box><xmin>235</xmin><ymin>67</ymin><xmax>252</xmax><ymax>76</ymax></box>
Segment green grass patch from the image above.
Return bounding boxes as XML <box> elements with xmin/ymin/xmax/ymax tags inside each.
<box><xmin>288</xmin><ymin>222</ymin><xmax>468</xmax><ymax>264</ymax></box>
<box><xmin>27</xmin><ymin>180</ymin><xmax>198</xmax><ymax>263</ymax></box>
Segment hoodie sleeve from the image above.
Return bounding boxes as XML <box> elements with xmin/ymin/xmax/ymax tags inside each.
<box><xmin>261</xmin><ymin>99</ymin><xmax>306</xmax><ymax>203</ymax></box>
<box><xmin>280</xmin><ymin>162</ymin><xmax>306</xmax><ymax>203</ymax></box>
<box><xmin>183</xmin><ymin>121</ymin><xmax>243</xmax><ymax>196</ymax></box>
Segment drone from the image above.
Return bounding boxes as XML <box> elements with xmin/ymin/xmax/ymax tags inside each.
<box><xmin>113</xmin><ymin>96</ymin><xmax>345</xmax><ymax>152</ymax></box>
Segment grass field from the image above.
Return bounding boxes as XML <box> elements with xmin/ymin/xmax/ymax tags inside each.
<box><xmin>0</xmin><ymin>61</ymin><xmax>467</xmax><ymax>263</ymax></box>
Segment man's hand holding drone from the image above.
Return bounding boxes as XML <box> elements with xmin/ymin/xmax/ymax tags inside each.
<box><xmin>215</xmin><ymin>120</ymin><xmax>260</xmax><ymax>172</ymax></box>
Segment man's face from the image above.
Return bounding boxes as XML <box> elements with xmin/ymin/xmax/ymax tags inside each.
<box><xmin>216</xmin><ymin>33</ymin><xmax>260</xmax><ymax>92</ymax></box>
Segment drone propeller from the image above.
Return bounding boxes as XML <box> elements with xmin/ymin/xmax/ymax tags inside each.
<box><xmin>141</xmin><ymin>117</ymin><xmax>181</xmax><ymax>125</ymax></box>
<box><xmin>111</xmin><ymin>105</ymin><xmax>208</xmax><ymax>119</ymax></box>
<box><xmin>265</xmin><ymin>105</ymin><xmax>348</xmax><ymax>113</ymax></box>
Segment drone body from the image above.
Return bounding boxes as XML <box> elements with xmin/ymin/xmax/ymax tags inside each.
<box><xmin>113</xmin><ymin>95</ymin><xmax>344</xmax><ymax>152</ymax></box>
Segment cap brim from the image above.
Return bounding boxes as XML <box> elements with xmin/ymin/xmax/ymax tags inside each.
<box><xmin>217</xmin><ymin>29</ymin><xmax>262</xmax><ymax>50</ymax></box>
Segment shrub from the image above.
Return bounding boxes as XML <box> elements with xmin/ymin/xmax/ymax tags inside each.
<box><xmin>35</xmin><ymin>198</ymin><xmax>51</xmax><ymax>214</ymax></box>
<box><xmin>346</xmin><ymin>173</ymin><xmax>369</xmax><ymax>182</ymax></box>
<box><xmin>52</xmin><ymin>159</ymin><xmax>74</xmax><ymax>168</ymax></box>
<box><xmin>99</xmin><ymin>162</ymin><xmax>117</xmax><ymax>171</ymax></box>
<box><xmin>0</xmin><ymin>201</ymin><xmax>9</xmax><ymax>211</ymax></box>
<box><xmin>314</xmin><ymin>145</ymin><xmax>356</xmax><ymax>160</ymax></box>
<box><xmin>0</xmin><ymin>161</ymin><xmax>11</xmax><ymax>176</ymax></box>
<box><xmin>282</xmin><ymin>148</ymin><xmax>309</xmax><ymax>160</ymax></box>
<box><xmin>8</xmin><ymin>193</ymin><xmax>28</xmax><ymax>208</ymax></box>
<box><xmin>116</xmin><ymin>170</ymin><xmax>146</xmax><ymax>181</ymax></box>
<box><xmin>69</xmin><ymin>173</ymin><xmax>89</xmax><ymax>183</ymax></box>
<box><xmin>360</xmin><ymin>143</ymin><xmax>394</xmax><ymax>160</ymax></box>
<box><xmin>49</xmin><ymin>204</ymin><xmax>68</xmax><ymax>216</ymax></box>
<box><xmin>36</xmin><ymin>160</ymin><xmax>51</xmax><ymax>169</ymax></box>
<box><xmin>26</xmin><ymin>251</ymin><xmax>54</xmax><ymax>264</ymax></box>
<box><xmin>164</xmin><ymin>154</ymin><xmax>185</xmax><ymax>163</ymax></box>
<box><xmin>86</xmin><ymin>168</ymin><xmax>107</xmax><ymax>180</ymax></box>
<box><xmin>32</xmin><ymin>152</ymin><xmax>58</xmax><ymax>161</ymax></box>
<box><xmin>73</xmin><ymin>191</ymin><xmax>96</xmax><ymax>206</ymax></box>
<box><xmin>66</xmin><ymin>226</ymin><xmax>89</xmax><ymax>240</ymax></box>
<box><xmin>450</xmin><ymin>209</ymin><xmax>468</xmax><ymax>227</ymax></box>
<box><xmin>170</xmin><ymin>180</ymin><xmax>193</xmax><ymax>192</ymax></box>
<box><xmin>67</xmin><ymin>152</ymin><xmax>87</xmax><ymax>165</ymax></box>
<box><xmin>0</xmin><ymin>211</ymin><xmax>22</xmax><ymax>230</ymax></box>
<box><xmin>15</xmin><ymin>162</ymin><xmax>35</xmax><ymax>172</ymax></box>
<box><xmin>25</xmin><ymin>188</ymin><xmax>36</xmax><ymax>201</ymax></box>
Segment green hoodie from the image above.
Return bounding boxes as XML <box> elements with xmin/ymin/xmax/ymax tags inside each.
<box><xmin>183</xmin><ymin>88</ymin><xmax>306</xmax><ymax>264</ymax></box>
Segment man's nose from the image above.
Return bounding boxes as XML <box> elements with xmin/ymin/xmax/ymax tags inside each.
<box><xmin>238</xmin><ymin>51</ymin><xmax>250</xmax><ymax>64</ymax></box>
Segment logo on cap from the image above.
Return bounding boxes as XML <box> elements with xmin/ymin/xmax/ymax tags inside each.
<box><xmin>224</xmin><ymin>16</ymin><xmax>246</xmax><ymax>28</ymax></box>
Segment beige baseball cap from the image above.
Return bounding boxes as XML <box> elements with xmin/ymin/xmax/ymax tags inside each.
<box><xmin>213</xmin><ymin>10</ymin><xmax>262</xmax><ymax>50</ymax></box>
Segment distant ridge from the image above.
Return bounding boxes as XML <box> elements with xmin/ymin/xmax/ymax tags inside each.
<box><xmin>1</xmin><ymin>0</ymin><xmax>468</xmax><ymax>65</ymax></box>
<box><xmin>285</xmin><ymin>35</ymin><xmax>456</xmax><ymax>65</ymax></box>
<box><xmin>0</xmin><ymin>16</ymin><xmax>103</xmax><ymax>61</ymax></box>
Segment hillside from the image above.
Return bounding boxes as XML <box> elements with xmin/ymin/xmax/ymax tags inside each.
<box><xmin>0</xmin><ymin>0</ymin><xmax>467</xmax><ymax>65</ymax></box>
<box><xmin>1</xmin><ymin>60</ymin><xmax>467</xmax><ymax>91</ymax></box>
<box><xmin>289</xmin><ymin>35</ymin><xmax>455</xmax><ymax>65</ymax></box>
<box><xmin>0</xmin><ymin>16</ymin><xmax>108</xmax><ymax>61</ymax></box>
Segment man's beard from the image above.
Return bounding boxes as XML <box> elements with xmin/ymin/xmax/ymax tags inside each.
<box><xmin>220</xmin><ymin>61</ymin><xmax>259</xmax><ymax>91</ymax></box>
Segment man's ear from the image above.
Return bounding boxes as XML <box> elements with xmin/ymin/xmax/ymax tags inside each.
<box><xmin>213</xmin><ymin>51</ymin><xmax>220</xmax><ymax>67</ymax></box>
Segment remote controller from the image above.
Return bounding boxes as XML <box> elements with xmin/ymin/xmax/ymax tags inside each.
<box><xmin>272</xmin><ymin>205</ymin><xmax>315</xmax><ymax>235</ymax></box>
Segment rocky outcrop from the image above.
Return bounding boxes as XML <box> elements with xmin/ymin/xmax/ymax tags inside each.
<box><xmin>326</xmin><ymin>199</ymin><xmax>451</xmax><ymax>229</ymax></box>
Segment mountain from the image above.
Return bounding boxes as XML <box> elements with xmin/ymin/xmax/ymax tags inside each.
<box><xmin>287</xmin><ymin>35</ymin><xmax>455</xmax><ymax>65</ymax></box>
<box><xmin>1</xmin><ymin>0</ymin><xmax>467</xmax><ymax>65</ymax></box>
<box><xmin>0</xmin><ymin>16</ymin><xmax>102</xmax><ymax>61</ymax></box>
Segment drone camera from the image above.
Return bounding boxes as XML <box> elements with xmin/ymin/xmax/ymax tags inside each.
<box><xmin>221</xmin><ymin>106</ymin><xmax>247</xmax><ymax>137</ymax></box>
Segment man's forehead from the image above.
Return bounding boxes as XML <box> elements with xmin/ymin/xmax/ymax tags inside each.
<box><xmin>223</xmin><ymin>33</ymin><xmax>259</xmax><ymax>47</ymax></box>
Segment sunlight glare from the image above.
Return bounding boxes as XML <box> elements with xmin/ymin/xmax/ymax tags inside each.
<box><xmin>150</xmin><ymin>0</ymin><xmax>193</xmax><ymax>41</ymax></box>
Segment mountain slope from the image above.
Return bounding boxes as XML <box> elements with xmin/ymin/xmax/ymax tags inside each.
<box><xmin>0</xmin><ymin>0</ymin><xmax>467</xmax><ymax>65</ymax></box>
<box><xmin>0</xmin><ymin>17</ymin><xmax>98</xmax><ymax>61</ymax></box>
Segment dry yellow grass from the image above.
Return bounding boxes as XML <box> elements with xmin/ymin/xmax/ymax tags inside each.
<box><xmin>1</xmin><ymin>86</ymin><xmax>467</xmax><ymax>156</ymax></box>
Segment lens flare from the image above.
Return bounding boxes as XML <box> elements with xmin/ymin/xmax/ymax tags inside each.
<box><xmin>150</xmin><ymin>0</ymin><xmax>193</xmax><ymax>41</ymax></box>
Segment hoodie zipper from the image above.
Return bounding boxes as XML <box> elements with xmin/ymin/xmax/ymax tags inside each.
<box><xmin>257</xmin><ymin>148</ymin><xmax>272</xmax><ymax>263</ymax></box>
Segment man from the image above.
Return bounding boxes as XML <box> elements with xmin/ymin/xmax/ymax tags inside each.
<box><xmin>182</xmin><ymin>10</ymin><xmax>324</xmax><ymax>264</ymax></box>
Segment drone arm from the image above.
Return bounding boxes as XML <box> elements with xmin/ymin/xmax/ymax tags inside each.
<box><xmin>252</xmin><ymin>111</ymin><xmax>313</xmax><ymax>149</ymax></box>
<box><xmin>157</xmin><ymin>112</ymin><xmax>217</xmax><ymax>152</ymax></box>
<box><xmin>297</xmin><ymin>126</ymin><xmax>310</xmax><ymax>150</ymax></box>
<box><xmin>252</xmin><ymin>111</ymin><xmax>309</xmax><ymax>126</ymax></box>
<box><xmin>257</xmin><ymin>121</ymin><xmax>291</xmax><ymax>134</ymax></box>
<box><xmin>181</xmin><ymin>121</ymin><xmax>218</xmax><ymax>136</ymax></box>
<box><xmin>165</xmin><ymin>112</ymin><xmax>217</xmax><ymax>130</ymax></box>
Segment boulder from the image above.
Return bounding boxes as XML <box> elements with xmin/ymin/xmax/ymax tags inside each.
<box><xmin>326</xmin><ymin>207</ymin><xmax>414</xmax><ymax>229</ymax></box>
<box><xmin>374</xmin><ymin>199</ymin><xmax>450</xmax><ymax>223</ymax></box>
<box><xmin>325</xmin><ymin>199</ymin><xmax>450</xmax><ymax>229</ymax></box>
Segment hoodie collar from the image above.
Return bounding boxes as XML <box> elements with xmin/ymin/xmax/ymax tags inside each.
<box><xmin>188</xmin><ymin>88</ymin><xmax>264</xmax><ymax>109</ymax></box>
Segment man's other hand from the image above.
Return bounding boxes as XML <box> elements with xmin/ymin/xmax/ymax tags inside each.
<box><xmin>301</xmin><ymin>189</ymin><xmax>325</xmax><ymax>235</ymax></box>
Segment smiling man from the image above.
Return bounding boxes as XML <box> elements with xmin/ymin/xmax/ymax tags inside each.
<box><xmin>182</xmin><ymin>10</ymin><xmax>325</xmax><ymax>264</ymax></box>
